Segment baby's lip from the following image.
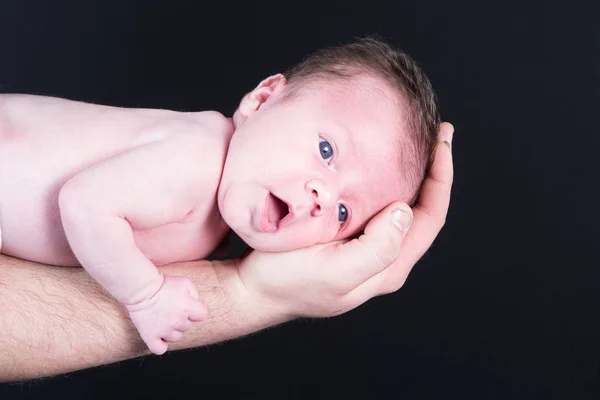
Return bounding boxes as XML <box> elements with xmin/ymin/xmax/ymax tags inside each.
<box><xmin>258</xmin><ymin>192</ymin><xmax>294</xmax><ymax>233</ymax></box>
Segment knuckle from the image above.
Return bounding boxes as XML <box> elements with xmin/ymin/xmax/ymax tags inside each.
<box><xmin>438</xmin><ymin>216</ymin><xmax>447</xmax><ymax>229</ymax></box>
<box><xmin>373</xmin><ymin>238</ymin><xmax>400</xmax><ymax>269</ymax></box>
<box><xmin>331</xmin><ymin>298</ymin><xmax>351</xmax><ymax>316</ymax></box>
<box><xmin>328</xmin><ymin>278</ymin><xmax>352</xmax><ymax>296</ymax></box>
<box><xmin>321</xmin><ymin>297</ymin><xmax>353</xmax><ymax>317</ymax></box>
<box><xmin>384</xmin><ymin>278</ymin><xmax>408</xmax><ymax>295</ymax></box>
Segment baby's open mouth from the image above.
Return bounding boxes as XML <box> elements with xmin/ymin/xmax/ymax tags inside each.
<box><xmin>266</xmin><ymin>192</ymin><xmax>289</xmax><ymax>224</ymax></box>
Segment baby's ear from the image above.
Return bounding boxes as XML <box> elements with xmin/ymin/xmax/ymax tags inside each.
<box><xmin>237</xmin><ymin>74</ymin><xmax>287</xmax><ymax>120</ymax></box>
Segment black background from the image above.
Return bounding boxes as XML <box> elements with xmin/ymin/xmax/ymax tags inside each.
<box><xmin>1</xmin><ymin>0</ymin><xmax>599</xmax><ymax>398</ymax></box>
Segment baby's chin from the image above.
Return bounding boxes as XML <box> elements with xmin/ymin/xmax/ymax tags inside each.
<box><xmin>234</xmin><ymin>230</ymin><xmax>310</xmax><ymax>253</ymax></box>
<box><xmin>238</xmin><ymin>235</ymin><xmax>290</xmax><ymax>252</ymax></box>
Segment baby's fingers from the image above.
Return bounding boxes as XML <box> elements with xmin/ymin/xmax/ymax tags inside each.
<box><xmin>184</xmin><ymin>278</ymin><xmax>200</xmax><ymax>300</ymax></box>
<box><xmin>162</xmin><ymin>330</ymin><xmax>182</xmax><ymax>343</ymax></box>
<box><xmin>173</xmin><ymin>319</ymin><xmax>193</xmax><ymax>332</ymax></box>
<box><xmin>187</xmin><ymin>297</ymin><xmax>208</xmax><ymax>322</ymax></box>
<box><xmin>146</xmin><ymin>337</ymin><xmax>168</xmax><ymax>355</ymax></box>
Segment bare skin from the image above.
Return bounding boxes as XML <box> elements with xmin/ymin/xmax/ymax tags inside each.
<box><xmin>0</xmin><ymin>94</ymin><xmax>232</xmax><ymax>354</ymax></box>
<box><xmin>0</xmin><ymin>123</ymin><xmax>453</xmax><ymax>382</ymax></box>
<box><xmin>0</xmin><ymin>73</ymin><xmax>417</xmax><ymax>355</ymax></box>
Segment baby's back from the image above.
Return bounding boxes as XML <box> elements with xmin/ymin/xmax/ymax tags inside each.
<box><xmin>0</xmin><ymin>94</ymin><xmax>230</xmax><ymax>265</ymax></box>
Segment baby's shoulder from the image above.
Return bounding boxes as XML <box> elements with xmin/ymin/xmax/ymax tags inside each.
<box><xmin>133</xmin><ymin>110</ymin><xmax>226</xmax><ymax>145</ymax></box>
<box><xmin>190</xmin><ymin>110</ymin><xmax>234</xmax><ymax>139</ymax></box>
<box><xmin>150</xmin><ymin>110</ymin><xmax>232</xmax><ymax>144</ymax></box>
<box><xmin>148</xmin><ymin>111</ymin><xmax>231</xmax><ymax>178</ymax></box>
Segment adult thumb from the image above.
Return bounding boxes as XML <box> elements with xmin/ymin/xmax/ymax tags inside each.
<box><xmin>328</xmin><ymin>202</ymin><xmax>413</xmax><ymax>289</ymax></box>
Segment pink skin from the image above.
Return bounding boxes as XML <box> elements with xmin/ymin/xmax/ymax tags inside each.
<box><xmin>126</xmin><ymin>275</ymin><xmax>207</xmax><ymax>355</ymax></box>
<box><xmin>0</xmin><ymin>72</ymin><xmax>411</xmax><ymax>355</ymax></box>
<box><xmin>110</xmin><ymin>71</ymin><xmax>410</xmax><ymax>355</ymax></box>
<box><xmin>219</xmin><ymin>73</ymin><xmax>409</xmax><ymax>252</ymax></box>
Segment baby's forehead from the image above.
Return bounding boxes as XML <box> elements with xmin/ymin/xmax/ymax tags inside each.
<box><xmin>309</xmin><ymin>80</ymin><xmax>405</xmax><ymax>146</ymax></box>
<box><xmin>298</xmin><ymin>75</ymin><xmax>404</xmax><ymax>127</ymax></box>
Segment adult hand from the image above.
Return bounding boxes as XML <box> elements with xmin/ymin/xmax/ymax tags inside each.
<box><xmin>237</xmin><ymin>122</ymin><xmax>454</xmax><ymax>318</ymax></box>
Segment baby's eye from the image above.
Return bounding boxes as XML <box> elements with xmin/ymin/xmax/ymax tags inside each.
<box><xmin>319</xmin><ymin>138</ymin><xmax>333</xmax><ymax>163</ymax></box>
<box><xmin>337</xmin><ymin>203</ymin><xmax>348</xmax><ymax>224</ymax></box>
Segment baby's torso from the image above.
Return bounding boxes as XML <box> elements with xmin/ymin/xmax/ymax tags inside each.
<box><xmin>0</xmin><ymin>94</ymin><xmax>231</xmax><ymax>266</ymax></box>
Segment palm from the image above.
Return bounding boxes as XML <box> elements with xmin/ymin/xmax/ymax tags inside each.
<box><xmin>238</xmin><ymin>241</ymin><xmax>343</xmax><ymax>317</ymax></box>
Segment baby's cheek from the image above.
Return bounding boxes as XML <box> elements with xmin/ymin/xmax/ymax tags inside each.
<box><xmin>318</xmin><ymin>220</ymin><xmax>341</xmax><ymax>243</ymax></box>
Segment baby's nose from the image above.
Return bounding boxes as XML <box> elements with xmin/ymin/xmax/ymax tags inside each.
<box><xmin>305</xmin><ymin>178</ymin><xmax>336</xmax><ymax>217</ymax></box>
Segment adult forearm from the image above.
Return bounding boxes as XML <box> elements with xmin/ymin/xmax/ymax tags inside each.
<box><xmin>0</xmin><ymin>255</ymin><xmax>289</xmax><ymax>382</ymax></box>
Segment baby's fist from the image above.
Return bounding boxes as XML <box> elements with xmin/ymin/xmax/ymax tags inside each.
<box><xmin>126</xmin><ymin>275</ymin><xmax>208</xmax><ymax>355</ymax></box>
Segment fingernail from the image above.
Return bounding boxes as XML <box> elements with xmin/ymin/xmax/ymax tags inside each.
<box><xmin>443</xmin><ymin>140</ymin><xmax>451</xmax><ymax>150</ymax></box>
<box><xmin>392</xmin><ymin>208</ymin><xmax>412</xmax><ymax>231</ymax></box>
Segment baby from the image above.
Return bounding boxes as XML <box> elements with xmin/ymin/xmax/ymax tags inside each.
<box><xmin>0</xmin><ymin>37</ymin><xmax>440</xmax><ymax>354</ymax></box>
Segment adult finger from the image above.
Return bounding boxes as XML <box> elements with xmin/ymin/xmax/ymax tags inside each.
<box><xmin>396</xmin><ymin>122</ymin><xmax>454</xmax><ymax>267</ymax></box>
<box><xmin>438</xmin><ymin>121</ymin><xmax>454</xmax><ymax>144</ymax></box>
<box><xmin>348</xmin><ymin>122</ymin><xmax>455</xmax><ymax>299</ymax></box>
<box><xmin>319</xmin><ymin>201</ymin><xmax>412</xmax><ymax>292</ymax></box>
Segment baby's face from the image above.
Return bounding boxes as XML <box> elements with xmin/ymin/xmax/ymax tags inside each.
<box><xmin>218</xmin><ymin>74</ymin><xmax>408</xmax><ymax>252</ymax></box>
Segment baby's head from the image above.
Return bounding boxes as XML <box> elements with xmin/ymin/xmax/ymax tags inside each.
<box><xmin>218</xmin><ymin>37</ymin><xmax>440</xmax><ymax>252</ymax></box>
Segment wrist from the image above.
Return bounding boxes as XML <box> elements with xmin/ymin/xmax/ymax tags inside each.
<box><xmin>122</xmin><ymin>272</ymin><xmax>165</xmax><ymax>312</ymax></box>
<box><xmin>122</xmin><ymin>270</ymin><xmax>165</xmax><ymax>309</ymax></box>
<box><xmin>217</xmin><ymin>258</ymin><xmax>293</xmax><ymax>326</ymax></box>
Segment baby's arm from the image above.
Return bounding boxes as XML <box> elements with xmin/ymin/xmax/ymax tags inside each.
<box><xmin>59</xmin><ymin>134</ymin><xmax>210</xmax><ymax>354</ymax></box>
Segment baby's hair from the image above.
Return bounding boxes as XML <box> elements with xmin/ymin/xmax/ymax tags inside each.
<box><xmin>282</xmin><ymin>35</ymin><xmax>440</xmax><ymax>207</ymax></box>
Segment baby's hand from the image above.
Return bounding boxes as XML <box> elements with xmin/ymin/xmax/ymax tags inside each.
<box><xmin>126</xmin><ymin>275</ymin><xmax>208</xmax><ymax>355</ymax></box>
